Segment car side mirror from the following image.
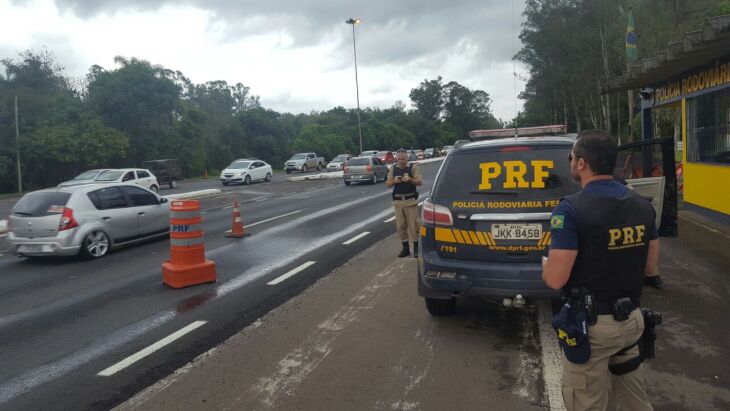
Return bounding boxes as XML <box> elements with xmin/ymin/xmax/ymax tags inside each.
<box><xmin>160</xmin><ymin>197</ymin><xmax>168</xmax><ymax>204</ymax></box>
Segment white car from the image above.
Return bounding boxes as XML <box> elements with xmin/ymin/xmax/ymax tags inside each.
<box><xmin>327</xmin><ymin>154</ymin><xmax>353</xmax><ymax>171</ymax></box>
<box><xmin>220</xmin><ymin>159</ymin><xmax>273</xmax><ymax>185</ymax></box>
<box><xmin>94</xmin><ymin>169</ymin><xmax>160</xmax><ymax>192</ymax></box>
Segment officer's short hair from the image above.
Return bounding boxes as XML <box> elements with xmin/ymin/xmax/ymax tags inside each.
<box><xmin>574</xmin><ymin>130</ymin><xmax>618</xmax><ymax>175</ymax></box>
<box><xmin>396</xmin><ymin>149</ymin><xmax>408</xmax><ymax>156</ymax></box>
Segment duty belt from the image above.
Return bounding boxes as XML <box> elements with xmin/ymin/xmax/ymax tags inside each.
<box><xmin>392</xmin><ymin>193</ymin><xmax>418</xmax><ymax>201</ymax></box>
<box><xmin>594</xmin><ymin>298</ymin><xmax>639</xmax><ymax>315</ymax></box>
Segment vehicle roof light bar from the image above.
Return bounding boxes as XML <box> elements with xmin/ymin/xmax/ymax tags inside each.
<box><xmin>468</xmin><ymin>125</ymin><xmax>567</xmax><ymax>140</ymax></box>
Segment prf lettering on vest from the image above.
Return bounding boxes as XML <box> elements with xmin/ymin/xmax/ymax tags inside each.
<box><xmin>478</xmin><ymin>160</ymin><xmax>554</xmax><ymax>190</ymax></box>
<box><xmin>608</xmin><ymin>225</ymin><xmax>646</xmax><ymax>249</ymax></box>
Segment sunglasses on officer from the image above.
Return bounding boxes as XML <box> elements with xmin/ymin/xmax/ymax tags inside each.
<box><xmin>568</xmin><ymin>152</ymin><xmax>583</xmax><ymax>163</ymax></box>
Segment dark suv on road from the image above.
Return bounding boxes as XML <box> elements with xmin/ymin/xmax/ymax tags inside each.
<box><xmin>418</xmin><ymin>135</ymin><xmax>580</xmax><ymax>315</ymax></box>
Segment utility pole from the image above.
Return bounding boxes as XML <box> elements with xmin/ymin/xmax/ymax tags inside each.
<box><xmin>15</xmin><ymin>95</ymin><xmax>22</xmax><ymax>193</ymax></box>
<box><xmin>346</xmin><ymin>18</ymin><xmax>363</xmax><ymax>154</ymax></box>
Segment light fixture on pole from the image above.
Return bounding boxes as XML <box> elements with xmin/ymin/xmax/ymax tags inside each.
<box><xmin>345</xmin><ymin>17</ymin><xmax>363</xmax><ymax>154</ymax></box>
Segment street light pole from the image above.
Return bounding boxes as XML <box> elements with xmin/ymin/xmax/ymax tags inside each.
<box><xmin>346</xmin><ymin>17</ymin><xmax>363</xmax><ymax>154</ymax></box>
<box><xmin>14</xmin><ymin>95</ymin><xmax>22</xmax><ymax>193</ymax></box>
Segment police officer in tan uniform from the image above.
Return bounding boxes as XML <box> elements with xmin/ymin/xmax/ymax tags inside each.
<box><xmin>386</xmin><ymin>149</ymin><xmax>422</xmax><ymax>258</ymax></box>
<box><xmin>542</xmin><ymin>130</ymin><xmax>659</xmax><ymax>410</ymax></box>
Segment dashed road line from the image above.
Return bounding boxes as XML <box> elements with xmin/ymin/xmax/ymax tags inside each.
<box><xmin>225</xmin><ymin>210</ymin><xmax>302</xmax><ymax>233</ymax></box>
<box><xmin>384</xmin><ymin>216</ymin><xmax>396</xmax><ymax>223</ymax></box>
<box><xmin>342</xmin><ymin>231</ymin><xmax>370</xmax><ymax>245</ymax></box>
<box><xmin>267</xmin><ymin>261</ymin><xmax>316</xmax><ymax>286</ymax></box>
<box><xmin>97</xmin><ymin>321</ymin><xmax>207</xmax><ymax>377</ymax></box>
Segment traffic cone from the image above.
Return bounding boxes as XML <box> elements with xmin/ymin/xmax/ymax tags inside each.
<box><xmin>162</xmin><ymin>200</ymin><xmax>216</xmax><ymax>289</ymax></box>
<box><xmin>203</xmin><ymin>169</ymin><xmax>209</xmax><ymax>179</ymax></box>
<box><xmin>226</xmin><ymin>202</ymin><xmax>250</xmax><ymax>238</ymax></box>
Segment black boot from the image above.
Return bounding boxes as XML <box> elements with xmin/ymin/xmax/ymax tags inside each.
<box><xmin>413</xmin><ymin>241</ymin><xmax>419</xmax><ymax>258</ymax></box>
<box><xmin>643</xmin><ymin>275</ymin><xmax>664</xmax><ymax>289</ymax></box>
<box><xmin>398</xmin><ymin>241</ymin><xmax>410</xmax><ymax>258</ymax></box>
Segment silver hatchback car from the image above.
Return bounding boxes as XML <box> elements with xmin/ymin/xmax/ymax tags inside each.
<box><xmin>8</xmin><ymin>183</ymin><xmax>170</xmax><ymax>258</ymax></box>
<box><xmin>343</xmin><ymin>156</ymin><xmax>389</xmax><ymax>185</ymax></box>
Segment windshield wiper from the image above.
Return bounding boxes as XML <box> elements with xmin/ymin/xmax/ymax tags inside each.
<box><xmin>470</xmin><ymin>190</ymin><xmax>518</xmax><ymax>195</ymax></box>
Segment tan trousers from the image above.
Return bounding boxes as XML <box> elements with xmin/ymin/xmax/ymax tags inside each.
<box><xmin>562</xmin><ymin>309</ymin><xmax>653</xmax><ymax>411</ymax></box>
<box><xmin>393</xmin><ymin>198</ymin><xmax>420</xmax><ymax>242</ymax></box>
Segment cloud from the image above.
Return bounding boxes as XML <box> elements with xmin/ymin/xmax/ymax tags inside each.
<box><xmin>29</xmin><ymin>0</ymin><xmax>525</xmax><ymax>64</ymax></box>
<box><xmin>4</xmin><ymin>0</ymin><xmax>527</xmax><ymax>120</ymax></box>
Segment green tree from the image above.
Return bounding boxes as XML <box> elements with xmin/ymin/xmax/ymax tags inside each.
<box><xmin>86</xmin><ymin>56</ymin><xmax>181</xmax><ymax>165</ymax></box>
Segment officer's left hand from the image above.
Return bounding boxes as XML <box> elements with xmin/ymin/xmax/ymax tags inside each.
<box><xmin>401</xmin><ymin>175</ymin><xmax>410</xmax><ymax>183</ymax></box>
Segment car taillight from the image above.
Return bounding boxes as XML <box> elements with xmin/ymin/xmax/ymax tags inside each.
<box><xmin>421</xmin><ymin>201</ymin><xmax>453</xmax><ymax>226</ymax></box>
<box><xmin>59</xmin><ymin>207</ymin><xmax>78</xmax><ymax>231</ymax></box>
<box><xmin>367</xmin><ymin>165</ymin><xmax>373</xmax><ymax>172</ymax></box>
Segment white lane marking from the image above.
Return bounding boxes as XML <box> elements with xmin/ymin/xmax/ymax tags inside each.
<box><xmin>245</xmin><ymin>258</ymin><xmax>411</xmax><ymax>409</ymax></box>
<box><xmin>342</xmin><ymin>231</ymin><xmax>370</xmax><ymax>245</ymax></box>
<box><xmin>267</xmin><ymin>261</ymin><xmax>316</xmax><ymax>286</ymax></box>
<box><xmin>254</xmin><ymin>197</ymin><xmax>270</xmax><ymax>203</ymax></box>
<box><xmin>223</xmin><ymin>205</ymin><xmax>233</xmax><ymax>210</ymax></box>
<box><xmin>384</xmin><ymin>216</ymin><xmax>396</xmax><ymax>223</ymax></box>
<box><xmin>225</xmin><ymin>210</ymin><xmax>302</xmax><ymax>233</ymax></box>
<box><xmin>98</xmin><ymin>321</ymin><xmax>207</xmax><ymax>377</ymax></box>
<box><xmin>538</xmin><ymin>301</ymin><xmax>566</xmax><ymax>411</ymax></box>
<box><xmin>201</xmin><ymin>211</ymin><xmax>207</xmax><ymax>214</ymax></box>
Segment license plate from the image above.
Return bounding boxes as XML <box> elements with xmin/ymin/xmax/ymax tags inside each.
<box><xmin>491</xmin><ymin>224</ymin><xmax>542</xmax><ymax>240</ymax></box>
<box><xmin>20</xmin><ymin>245</ymin><xmax>43</xmax><ymax>253</ymax></box>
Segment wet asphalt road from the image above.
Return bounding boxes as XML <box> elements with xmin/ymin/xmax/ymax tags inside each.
<box><xmin>0</xmin><ymin>165</ymin><xmax>438</xmax><ymax>410</ymax></box>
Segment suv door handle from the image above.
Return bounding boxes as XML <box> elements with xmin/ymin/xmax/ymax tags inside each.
<box><xmin>137</xmin><ymin>212</ymin><xmax>146</xmax><ymax>216</ymax></box>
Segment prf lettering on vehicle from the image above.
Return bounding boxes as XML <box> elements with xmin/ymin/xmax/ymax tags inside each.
<box><xmin>478</xmin><ymin>160</ymin><xmax>554</xmax><ymax>190</ymax></box>
<box><xmin>607</xmin><ymin>225</ymin><xmax>646</xmax><ymax>250</ymax></box>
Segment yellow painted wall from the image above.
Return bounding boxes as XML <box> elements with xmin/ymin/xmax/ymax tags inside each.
<box><xmin>681</xmin><ymin>98</ymin><xmax>730</xmax><ymax>215</ymax></box>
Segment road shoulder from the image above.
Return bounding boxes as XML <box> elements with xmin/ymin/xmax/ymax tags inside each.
<box><xmin>117</xmin><ymin>234</ymin><xmax>546</xmax><ymax>411</ymax></box>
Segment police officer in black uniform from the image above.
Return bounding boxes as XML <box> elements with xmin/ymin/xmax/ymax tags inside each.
<box><xmin>542</xmin><ymin>130</ymin><xmax>659</xmax><ymax>411</ymax></box>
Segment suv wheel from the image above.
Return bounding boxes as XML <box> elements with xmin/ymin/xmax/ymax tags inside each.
<box><xmin>265</xmin><ymin>172</ymin><xmax>272</xmax><ymax>182</ymax></box>
<box><xmin>81</xmin><ymin>231</ymin><xmax>110</xmax><ymax>259</ymax></box>
<box><xmin>344</xmin><ymin>180</ymin><xmax>351</xmax><ymax>186</ymax></box>
<box><xmin>371</xmin><ymin>174</ymin><xmax>378</xmax><ymax>184</ymax></box>
<box><xmin>302</xmin><ymin>165</ymin><xmax>308</xmax><ymax>173</ymax></box>
<box><xmin>150</xmin><ymin>185</ymin><xmax>159</xmax><ymax>193</ymax></box>
<box><xmin>169</xmin><ymin>179</ymin><xmax>177</xmax><ymax>189</ymax></box>
<box><xmin>316</xmin><ymin>163</ymin><xmax>322</xmax><ymax>171</ymax></box>
<box><xmin>425</xmin><ymin>297</ymin><xmax>456</xmax><ymax>316</ymax></box>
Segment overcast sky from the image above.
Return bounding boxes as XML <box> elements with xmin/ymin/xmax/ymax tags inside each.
<box><xmin>1</xmin><ymin>0</ymin><xmax>527</xmax><ymax>121</ymax></box>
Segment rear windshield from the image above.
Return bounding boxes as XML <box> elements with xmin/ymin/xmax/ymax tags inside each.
<box><xmin>348</xmin><ymin>158</ymin><xmax>370</xmax><ymax>166</ymax></box>
<box><xmin>433</xmin><ymin>145</ymin><xmax>580</xmax><ymax>207</ymax></box>
<box><xmin>332</xmin><ymin>155</ymin><xmax>348</xmax><ymax>162</ymax></box>
<box><xmin>12</xmin><ymin>192</ymin><xmax>72</xmax><ymax>217</ymax></box>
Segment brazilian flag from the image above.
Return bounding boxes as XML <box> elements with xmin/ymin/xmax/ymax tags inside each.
<box><xmin>626</xmin><ymin>10</ymin><xmax>638</xmax><ymax>63</ymax></box>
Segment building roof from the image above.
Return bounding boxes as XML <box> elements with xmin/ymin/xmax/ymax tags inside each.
<box><xmin>601</xmin><ymin>14</ymin><xmax>730</xmax><ymax>94</ymax></box>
